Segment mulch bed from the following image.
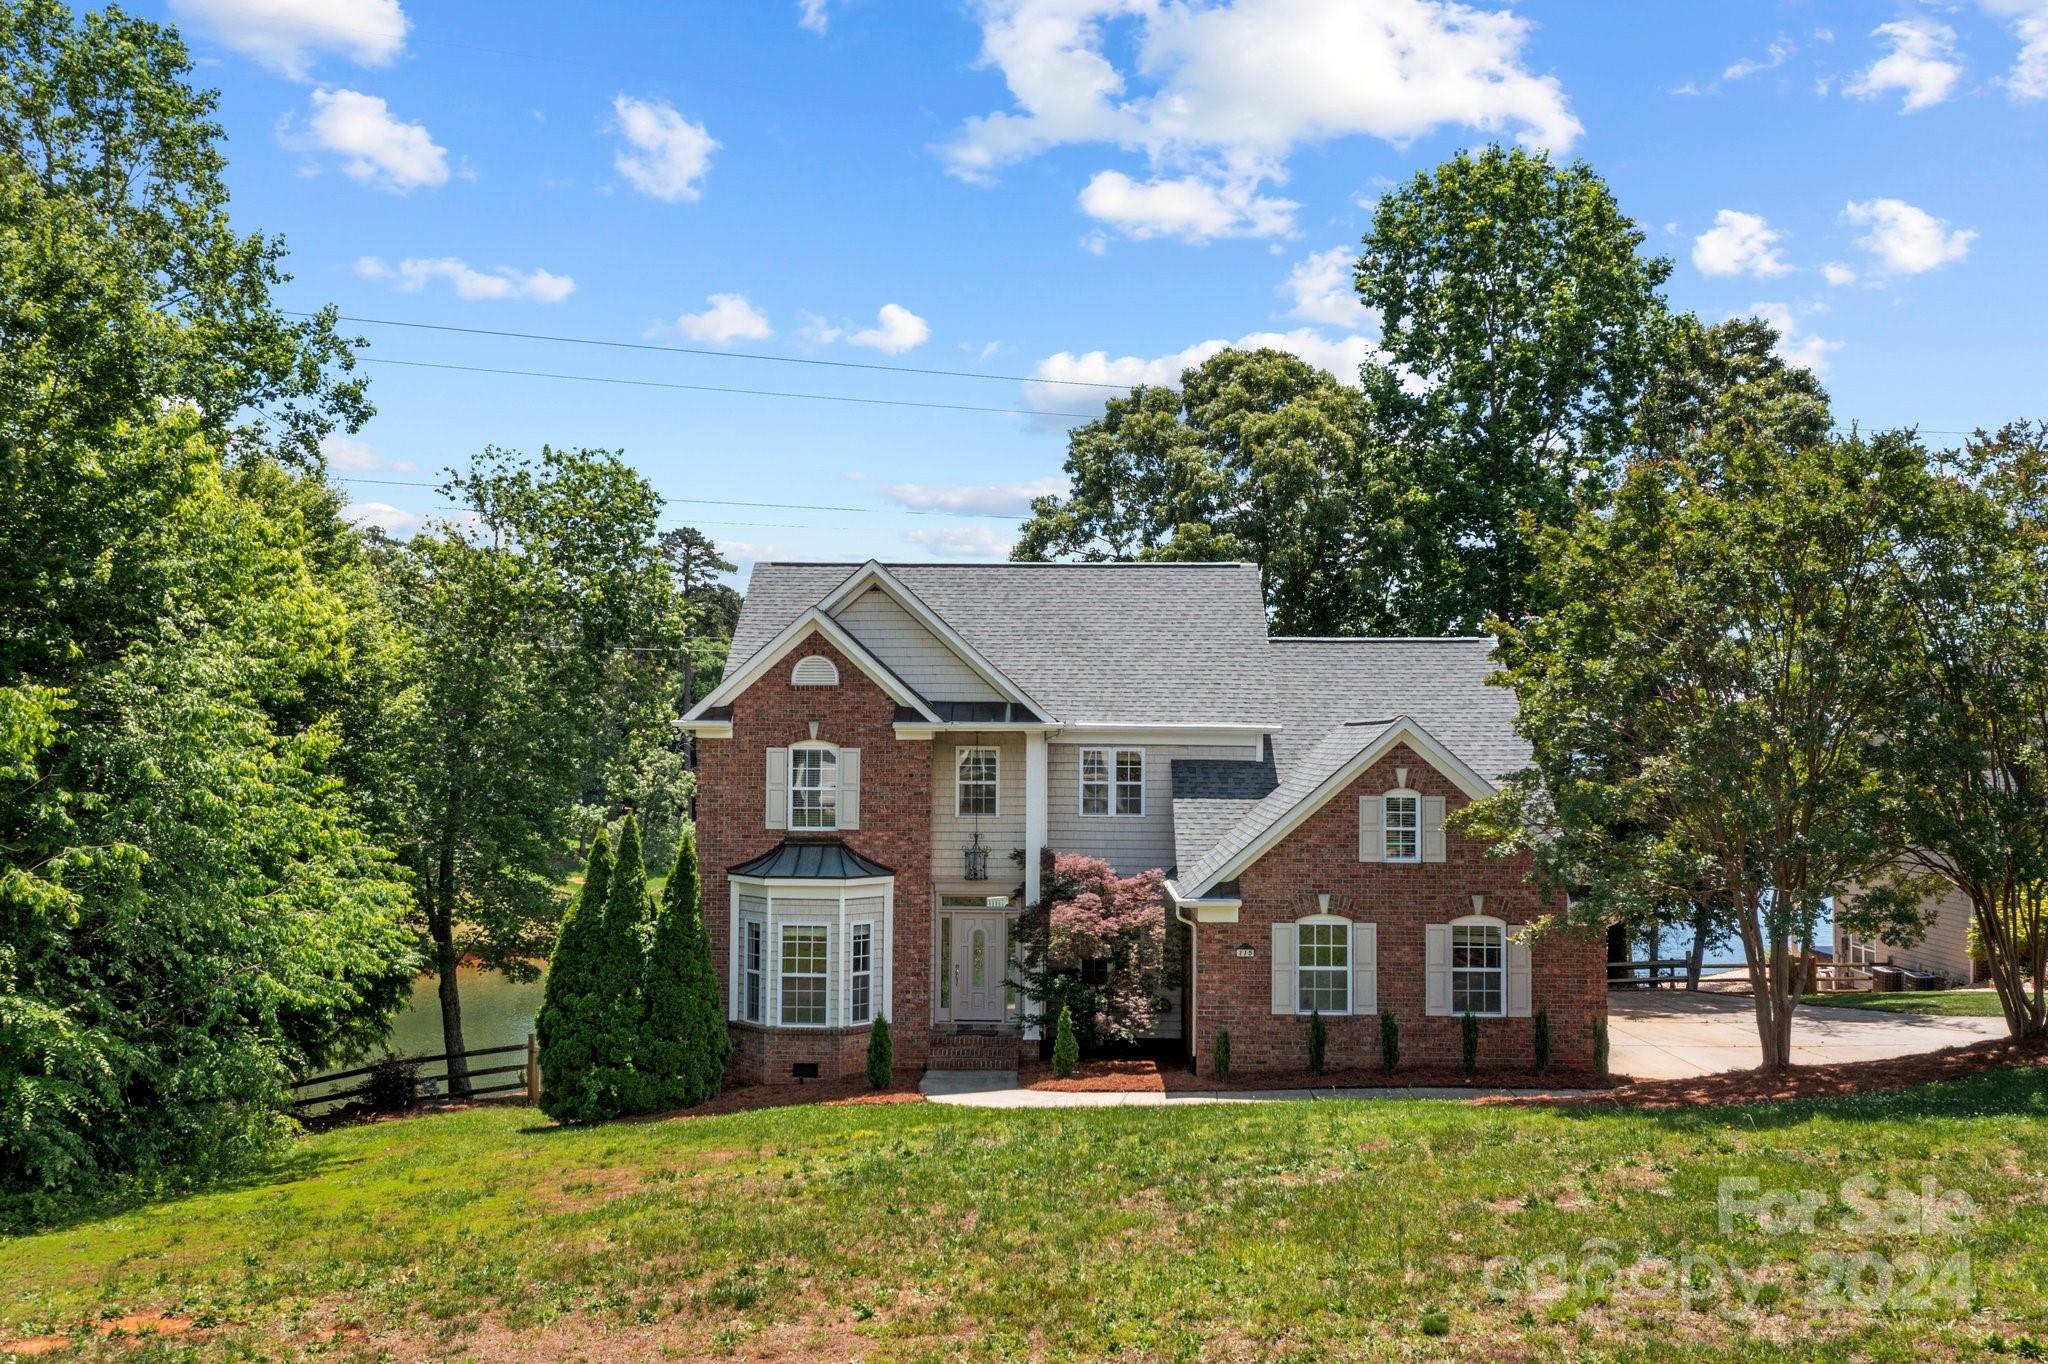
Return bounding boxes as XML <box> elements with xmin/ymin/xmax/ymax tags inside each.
<box><xmin>1164</xmin><ymin>1064</ymin><xmax>1616</xmax><ymax>1094</ymax></box>
<box><xmin>1489</xmin><ymin>1032</ymin><xmax>2048</xmax><ymax>1111</ymax></box>
<box><xmin>1018</xmin><ymin>1058</ymin><xmax>1167</xmax><ymax>1092</ymax></box>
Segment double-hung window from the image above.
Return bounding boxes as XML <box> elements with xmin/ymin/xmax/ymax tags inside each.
<box><xmin>956</xmin><ymin>747</ymin><xmax>998</xmax><ymax>817</ymax></box>
<box><xmin>779</xmin><ymin>925</ymin><xmax>828</xmax><ymax>1025</ymax></box>
<box><xmin>1451</xmin><ymin>921</ymin><xmax>1506</xmax><ymax>1017</ymax></box>
<box><xmin>1080</xmin><ymin>747</ymin><xmax>1144</xmax><ymax>816</ymax></box>
<box><xmin>1296</xmin><ymin>921</ymin><xmax>1350</xmax><ymax>1014</ymax></box>
<box><xmin>742</xmin><ymin>920</ymin><xmax>764</xmax><ymax>1023</ymax></box>
<box><xmin>789</xmin><ymin>745</ymin><xmax>838</xmax><ymax>830</ymax></box>
<box><xmin>1383</xmin><ymin>792</ymin><xmax>1420</xmax><ymax>862</ymax></box>
<box><xmin>848</xmin><ymin>922</ymin><xmax>874</xmax><ymax>1023</ymax></box>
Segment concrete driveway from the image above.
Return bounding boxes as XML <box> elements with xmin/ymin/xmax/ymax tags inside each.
<box><xmin>1608</xmin><ymin>990</ymin><xmax>2008</xmax><ymax>1079</ymax></box>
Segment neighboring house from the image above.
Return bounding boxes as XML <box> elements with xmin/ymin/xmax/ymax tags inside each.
<box><xmin>1837</xmin><ymin>883</ymin><xmax>1984</xmax><ymax>985</ymax></box>
<box><xmin>677</xmin><ymin>561</ymin><xmax>1605</xmax><ymax>1081</ymax></box>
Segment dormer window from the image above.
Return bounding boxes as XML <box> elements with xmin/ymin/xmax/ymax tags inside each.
<box><xmin>789</xmin><ymin>743</ymin><xmax>839</xmax><ymax>830</ymax></box>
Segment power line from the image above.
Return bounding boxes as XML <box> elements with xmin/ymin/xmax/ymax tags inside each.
<box><xmin>329</xmin><ymin>475</ymin><xmax>1035</xmax><ymax>521</ymax></box>
<box><xmin>298</xmin><ymin>312</ymin><xmax>1135</xmax><ymax>391</ymax></box>
<box><xmin>357</xmin><ymin>356</ymin><xmax>1100</xmax><ymax>420</ymax></box>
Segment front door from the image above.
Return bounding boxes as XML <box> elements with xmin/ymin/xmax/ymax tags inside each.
<box><xmin>950</xmin><ymin>913</ymin><xmax>1007</xmax><ymax>1023</ymax></box>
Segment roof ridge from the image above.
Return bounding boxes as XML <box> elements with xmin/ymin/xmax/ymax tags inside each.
<box><xmin>1270</xmin><ymin>634</ymin><xmax>1493</xmax><ymax>642</ymax></box>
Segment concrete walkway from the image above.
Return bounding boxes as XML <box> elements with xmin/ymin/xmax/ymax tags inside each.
<box><xmin>918</xmin><ymin>1070</ymin><xmax>1573</xmax><ymax>1107</ymax></box>
<box><xmin>1608</xmin><ymin>990</ymin><xmax>2007</xmax><ymax>1080</ymax></box>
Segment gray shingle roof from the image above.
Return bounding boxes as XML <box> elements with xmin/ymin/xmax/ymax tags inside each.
<box><xmin>730</xmin><ymin>562</ymin><xmax>1273</xmax><ymax>725</ymax></box>
<box><xmin>724</xmin><ymin>564</ymin><xmax>1530</xmax><ymax>891</ymax></box>
<box><xmin>1175</xmin><ymin>719</ymin><xmax>1397</xmax><ymax>893</ymax></box>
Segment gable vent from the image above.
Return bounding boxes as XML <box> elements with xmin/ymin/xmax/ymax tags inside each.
<box><xmin>791</xmin><ymin>655</ymin><xmax>840</xmax><ymax>688</ymax></box>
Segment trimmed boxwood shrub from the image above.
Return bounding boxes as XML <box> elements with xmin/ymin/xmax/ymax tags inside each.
<box><xmin>1212</xmin><ymin>1028</ymin><xmax>1231</xmax><ymax>1080</ymax></box>
<box><xmin>1306</xmin><ymin>1009</ymin><xmax>1327</xmax><ymax>1075</ymax></box>
<box><xmin>1460</xmin><ymin>1012</ymin><xmax>1480</xmax><ymax>1076</ymax></box>
<box><xmin>1533</xmin><ymin>1007</ymin><xmax>1551</xmax><ymax>1074</ymax></box>
<box><xmin>1379</xmin><ymin>1008</ymin><xmax>1399</xmax><ymax>1076</ymax></box>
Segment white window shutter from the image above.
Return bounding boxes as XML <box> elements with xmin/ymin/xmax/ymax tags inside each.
<box><xmin>764</xmin><ymin>747</ymin><xmax>789</xmax><ymax>830</ymax></box>
<box><xmin>839</xmin><ymin>748</ymin><xmax>861</xmax><ymax>829</ymax></box>
<box><xmin>1421</xmin><ymin>795</ymin><xmax>1447</xmax><ymax>863</ymax></box>
<box><xmin>1425</xmin><ymin>923</ymin><xmax>1451</xmax><ymax>1016</ymax></box>
<box><xmin>1270</xmin><ymin>922</ymin><xmax>1296</xmax><ymax>1014</ymax></box>
<box><xmin>1353</xmin><ymin>922</ymin><xmax>1378</xmax><ymax>1015</ymax></box>
<box><xmin>1358</xmin><ymin>796</ymin><xmax>1383</xmax><ymax>862</ymax></box>
<box><xmin>1507</xmin><ymin>931</ymin><xmax>1533</xmax><ymax>1017</ymax></box>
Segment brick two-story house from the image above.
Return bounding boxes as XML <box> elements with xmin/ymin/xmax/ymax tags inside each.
<box><xmin>677</xmin><ymin>561</ymin><xmax>1605</xmax><ymax>1081</ymax></box>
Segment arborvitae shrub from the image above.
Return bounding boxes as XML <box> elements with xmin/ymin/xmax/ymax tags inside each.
<box><xmin>1460</xmin><ymin>1012</ymin><xmax>1480</xmax><ymax>1076</ymax></box>
<box><xmin>594</xmin><ymin>814</ymin><xmax>654</xmax><ymax>1114</ymax></box>
<box><xmin>866</xmin><ymin>1015</ymin><xmax>893</xmax><ymax>1089</ymax></box>
<box><xmin>1052</xmin><ymin>1005</ymin><xmax>1079</xmax><ymax>1078</ymax></box>
<box><xmin>1307</xmin><ymin>1008</ymin><xmax>1327</xmax><ymax>1075</ymax></box>
<box><xmin>1212</xmin><ymin>1028</ymin><xmax>1231</xmax><ymax>1080</ymax></box>
<box><xmin>1379</xmin><ymin>1008</ymin><xmax>1400</xmax><ymax>1076</ymax></box>
<box><xmin>537</xmin><ymin>831</ymin><xmax>615</xmax><ymax>1123</ymax></box>
<box><xmin>1533</xmin><ymin>1008</ymin><xmax>1551</xmax><ymax>1074</ymax></box>
<box><xmin>641</xmin><ymin>826</ymin><xmax>727</xmax><ymax>1110</ymax></box>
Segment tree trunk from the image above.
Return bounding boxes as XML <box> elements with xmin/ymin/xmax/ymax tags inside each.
<box><xmin>433</xmin><ymin>917</ymin><xmax>470</xmax><ymax>1097</ymax></box>
<box><xmin>1684</xmin><ymin>901</ymin><xmax>1712</xmax><ymax>991</ymax></box>
<box><xmin>434</xmin><ymin>824</ymin><xmax>472</xmax><ymax>1097</ymax></box>
<box><xmin>1741</xmin><ymin>920</ymin><xmax>1800</xmax><ymax>1074</ymax></box>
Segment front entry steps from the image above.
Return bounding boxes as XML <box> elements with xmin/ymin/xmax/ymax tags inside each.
<box><xmin>928</xmin><ymin>1031</ymin><xmax>1025</xmax><ymax>1071</ymax></box>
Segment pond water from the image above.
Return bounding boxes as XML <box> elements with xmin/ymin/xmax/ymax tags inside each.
<box><xmin>300</xmin><ymin>965</ymin><xmax>548</xmax><ymax>1109</ymax></box>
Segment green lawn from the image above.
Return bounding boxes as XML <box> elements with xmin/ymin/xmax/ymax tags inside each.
<box><xmin>6</xmin><ymin>1074</ymin><xmax>2048</xmax><ymax>1361</ymax></box>
<box><xmin>1806</xmin><ymin>989</ymin><xmax>2007</xmax><ymax>1018</ymax></box>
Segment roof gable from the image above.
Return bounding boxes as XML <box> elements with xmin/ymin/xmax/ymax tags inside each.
<box><xmin>681</xmin><ymin>608</ymin><xmax>940</xmax><ymax>723</ymax></box>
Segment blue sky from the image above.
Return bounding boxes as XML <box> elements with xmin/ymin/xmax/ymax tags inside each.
<box><xmin>153</xmin><ymin>0</ymin><xmax>2046</xmax><ymax>577</ymax></box>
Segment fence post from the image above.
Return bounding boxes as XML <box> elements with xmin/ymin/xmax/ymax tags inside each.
<box><xmin>526</xmin><ymin>1031</ymin><xmax>539</xmax><ymax>1106</ymax></box>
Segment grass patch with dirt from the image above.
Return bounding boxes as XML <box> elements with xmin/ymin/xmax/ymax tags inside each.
<box><xmin>5</xmin><ymin>1070</ymin><xmax>2048</xmax><ymax>1360</ymax></box>
<box><xmin>1805</xmin><ymin>989</ymin><xmax>2007</xmax><ymax>1017</ymax></box>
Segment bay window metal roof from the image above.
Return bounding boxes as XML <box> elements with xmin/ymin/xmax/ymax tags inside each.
<box><xmin>728</xmin><ymin>840</ymin><xmax>894</xmax><ymax>880</ymax></box>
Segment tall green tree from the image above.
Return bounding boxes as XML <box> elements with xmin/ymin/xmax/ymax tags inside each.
<box><xmin>1012</xmin><ymin>349</ymin><xmax>1382</xmax><ymax>634</ymax></box>
<box><xmin>1886</xmin><ymin>423</ymin><xmax>2048</xmax><ymax>1038</ymax></box>
<box><xmin>0</xmin><ymin>0</ymin><xmax>412</xmax><ymax>1198</ymax></box>
<box><xmin>1358</xmin><ymin>146</ymin><xmax>1673</xmax><ymax>632</ymax></box>
<box><xmin>1461</xmin><ymin>434</ymin><xmax>1935</xmax><ymax>1071</ymax></box>
<box><xmin>371</xmin><ymin>446</ymin><xmax>676</xmax><ymax>1095</ymax></box>
<box><xmin>640</xmin><ymin>825</ymin><xmax>728</xmax><ymax>1109</ymax></box>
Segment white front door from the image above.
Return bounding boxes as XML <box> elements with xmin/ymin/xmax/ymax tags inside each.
<box><xmin>950</xmin><ymin>913</ymin><xmax>1007</xmax><ymax>1023</ymax></box>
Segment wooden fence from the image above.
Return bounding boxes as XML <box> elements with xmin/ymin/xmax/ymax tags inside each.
<box><xmin>291</xmin><ymin>1033</ymin><xmax>539</xmax><ymax>1115</ymax></box>
<box><xmin>1609</xmin><ymin>959</ymin><xmax>1876</xmax><ymax>993</ymax></box>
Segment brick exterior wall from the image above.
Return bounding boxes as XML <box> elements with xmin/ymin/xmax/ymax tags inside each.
<box><xmin>698</xmin><ymin>635</ymin><xmax>933</xmax><ymax>1084</ymax></box>
<box><xmin>1191</xmin><ymin>744</ymin><xmax>1606</xmax><ymax>1076</ymax></box>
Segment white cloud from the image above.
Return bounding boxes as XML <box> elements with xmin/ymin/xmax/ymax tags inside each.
<box><xmin>168</xmin><ymin>0</ymin><xmax>406</xmax><ymax>79</ymax></box>
<box><xmin>295</xmin><ymin>88</ymin><xmax>447</xmax><ymax>192</ymax></box>
<box><xmin>1078</xmin><ymin>170</ymin><xmax>1298</xmax><ymax>242</ymax></box>
<box><xmin>1691</xmin><ymin>209</ymin><xmax>1793</xmax><ymax>279</ymax></box>
<box><xmin>1750</xmin><ymin>302</ymin><xmax>1843</xmax><ymax>375</ymax></box>
<box><xmin>1723</xmin><ymin>38</ymin><xmax>1793</xmax><ymax>81</ymax></box>
<box><xmin>847</xmin><ymin>304</ymin><xmax>932</xmax><ymax>354</ymax></box>
<box><xmin>355</xmin><ymin>256</ymin><xmax>576</xmax><ymax>303</ymax></box>
<box><xmin>797</xmin><ymin>0</ymin><xmax>830</xmax><ymax>33</ymax></box>
<box><xmin>611</xmin><ymin>94</ymin><xmax>718</xmax><ymax>203</ymax></box>
<box><xmin>1283</xmin><ymin>245</ymin><xmax>1373</xmax><ymax>327</ymax></box>
<box><xmin>945</xmin><ymin>0</ymin><xmax>1579</xmax><ymax>245</ymax></box>
<box><xmin>903</xmin><ymin>525</ymin><xmax>1016</xmax><ymax>558</ymax></box>
<box><xmin>658</xmin><ymin>293</ymin><xmax>774</xmax><ymax>344</ymax></box>
<box><xmin>1025</xmin><ymin>327</ymin><xmax>1381</xmax><ymax>418</ymax></box>
<box><xmin>886</xmin><ymin>476</ymin><xmax>1068</xmax><ymax>516</ymax></box>
<box><xmin>1982</xmin><ymin>0</ymin><xmax>2048</xmax><ymax>97</ymax></box>
<box><xmin>1845</xmin><ymin>19</ymin><xmax>1962</xmax><ymax>112</ymax></box>
<box><xmin>321</xmin><ymin>433</ymin><xmax>417</xmax><ymax>473</ymax></box>
<box><xmin>1822</xmin><ymin>261</ymin><xmax>1859</xmax><ymax>286</ymax></box>
<box><xmin>341</xmin><ymin>500</ymin><xmax>422</xmax><ymax>536</ymax></box>
<box><xmin>1843</xmin><ymin>198</ymin><xmax>1976</xmax><ymax>274</ymax></box>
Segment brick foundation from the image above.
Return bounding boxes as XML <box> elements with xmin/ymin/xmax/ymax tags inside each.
<box><xmin>1190</xmin><ymin>744</ymin><xmax>1606</xmax><ymax>1076</ymax></box>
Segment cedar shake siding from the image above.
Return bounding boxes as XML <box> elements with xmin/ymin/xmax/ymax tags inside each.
<box><xmin>697</xmin><ymin>634</ymin><xmax>934</xmax><ymax>1083</ymax></box>
<box><xmin>1190</xmin><ymin>745</ymin><xmax>1606</xmax><ymax>1075</ymax></box>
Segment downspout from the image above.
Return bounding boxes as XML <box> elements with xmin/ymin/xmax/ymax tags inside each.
<box><xmin>1174</xmin><ymin>896</ymin><xmax>1199</xmax><ymax>1072</ymax></box>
